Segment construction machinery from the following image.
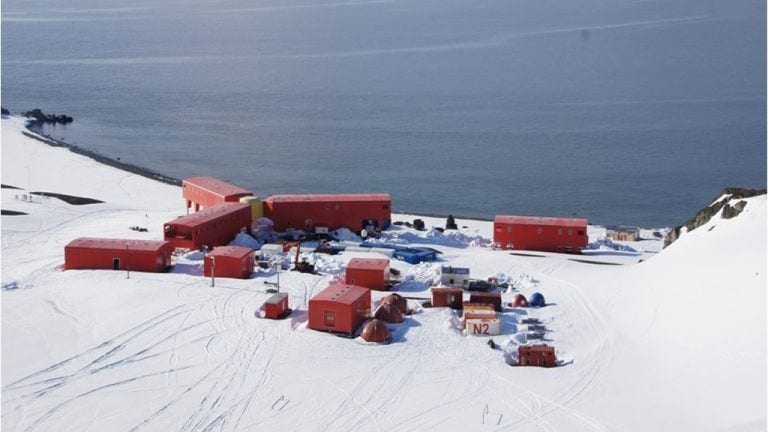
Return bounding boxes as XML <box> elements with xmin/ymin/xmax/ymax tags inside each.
<box><xmin>292</xmin><ymin>239</ymin><xmax>316</xmax><ymax>274</ymax></box>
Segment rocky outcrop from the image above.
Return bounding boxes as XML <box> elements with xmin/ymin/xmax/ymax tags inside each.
<box><xmin>664</xmin><ymin>188</ymin><xmax>766</xmax><ymax>248</ymax></box>
<box><xmin>22</xmin><ymin>108</ymin><xmax>73</xmax><ymax>125</ymax></box>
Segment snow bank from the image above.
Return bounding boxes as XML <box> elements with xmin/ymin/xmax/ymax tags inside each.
<box><xmin>370</xmin><ymin>226</ymin><xmax>490</xmax><ymax>248</ymax></box>
<box><xmin>403</xmin><ymin>262</ymin><xmax>442</xmax><ymax>286</ymax></box>
<box><xmin>228</xmin><ymin>231</ymin><xmax>263</xmax><ymax>250</ymax></box>
<box><xmin>329</xmin><ymin>227</ymin><xmax>361</xmax><ymax>242</ymax></box>
<box><xmin>492</xmin><ymin>272</ymin><xmax>539</xmax><ymax>292</ymax></box>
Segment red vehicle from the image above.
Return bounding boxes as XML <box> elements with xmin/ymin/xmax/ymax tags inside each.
<box><xmin>518</xmin><ymin>345</ymin><xmax>557</xmax><ymax>367</ymax></box>
<box><xmin>182</xmin><ymin>176</ymin><xmax>253</xmax><ymax>213</ymax></box>
<box><xmin>263</xmin><ymin>292</ymin><xmax>290</xmax><ymax>319</ymax></box>
<box><xmin>263</xmin><ymin>194</ymin><xmax>391</xmax><ymax>232</ymax></box>
<box><xmin>164</xmin><ymin>203</ymin><xmax>251</xmax><ymax>250</ymax></box>
<box><xmin>204</xmin><ymin>246</ymin><xmax>254</xmax><ymax>279</ymax></box>
<box><xmin>65</xmin><ymin>237</ymin><xmax>173</xmax><ymax>273</ymax></box>
<box><xmin>345</xmin><ymin>258</ymin><xmax>390</xmax><ymax>291</ymax></box>
<box><xmin>308</xmin><ymin>284</ymin><xmax>371</xmax><ymax>335</ymax></box>
<box><xmin>494</xmin><ymin>215</ymin><xmax>588</xmax><ymax>253</ymax></box>
<box><xmin>431</xmin><ymin>287</ymin><xmax>463</xmax><ymax>309</ymax></box>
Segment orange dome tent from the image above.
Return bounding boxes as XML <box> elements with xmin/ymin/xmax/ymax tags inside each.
<box><xmin>374</xmin><ymin>303</ymin><xmax>404</xmax><ymax>323</ymax></box>
<box><xmin>511</xmin><ymin>293</ymin><xmax>529</xmax><ymax>308</ymax></box>
<box><xmin>381</xmin><ymin>293</ymin><xmax>408</xmax><ymax>314</ymax></box>
<box><xmin>360</xmin><ymin>319</ymin><xmax>391</xmax><ymax>343</ymax></box>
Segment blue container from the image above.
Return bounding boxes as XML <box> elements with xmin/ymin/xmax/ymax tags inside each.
<box><xmin>393</xmin><ymin>247</ymin><xmax>437</xmax><ymax>264</ymax></box>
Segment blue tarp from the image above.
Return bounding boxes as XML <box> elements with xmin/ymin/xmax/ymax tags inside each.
<box><xmin>392</xmin><ymin>248</ymin><xmax>437</xmax><ymax>264</ymax></box>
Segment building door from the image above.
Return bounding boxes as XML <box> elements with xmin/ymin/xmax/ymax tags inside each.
<box><xmin>113</xmin><ymin>258</ymin><xmax>120</xmax><ymax>270</ymax></box>
<box><xmin>324</xmin><ymin>310</ymin><xmax>336</xmax><ymax>327</ymax></box>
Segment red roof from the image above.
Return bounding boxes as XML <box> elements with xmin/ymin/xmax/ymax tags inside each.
<box><xmin>183</xmin><ymin>177</ymin><xmax>253</xmax><ymax>198</ymax></box>
<box><xmin>494</xmin><ymin>215</ymin><xmax>587</xmax><ymax>227</ymax></box>
<box><xmin>521</xmin><ymin>344</ymin><xmax>555</xmax><ymax>353</ymax></box>
<box><xmin>431</xmin><ymin>287</ymin><xmax>464</xmax><ymax>293</ymax></box>
<box><xmin>66</xmin><ymin>237</ymin><xmax>170</xmax><ymax>252</ymax></box>
<box><xmin>347</xmin><ymin>258</ymin><xmax>389</xmax><ymax>271</ymax></box>
<box><xmin>311</xmin><ymin>284</ymin><xmax>369</xmax><ymax>305</ymax></box>
<box><xmin>266</xmin><ymin>194</ymin><xmax>390</xmax><ymax>203</ymax></box>
<box><xmin>166</xmin><ymin>203</ymin><xmax>249</xmax><ymax>227</ymax></box>
<box><xmin>208</xmin><ymin>246</ymin><xmax>253</xmax><ymax>259</ymax></box>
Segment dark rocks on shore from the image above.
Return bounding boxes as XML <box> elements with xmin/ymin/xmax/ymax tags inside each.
<box><xmin>1</xmin><ymin>108</ymin><xmax>9</xmax><ymax>115</ymax></box>
<box><xmin>22</xmin><ymin>108</ymin><xmax>73</xmax><ymax>125</ymax></box>
<box><xmin>664</xmin><ymin>187</ymin><xmax>766</xmax><ymax>248</ymax></box>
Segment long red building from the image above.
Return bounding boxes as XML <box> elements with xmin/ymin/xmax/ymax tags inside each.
<box><xmin>263</xmin><ymin>194</ymin><xmax>391</xmax><ymax>233</ymax></box>
<box><xmin>493</xmin><ymin>215</ymin><xmax>588</xmax><ymax>253</ymax></box>
<box><xmin>308</xmin><ymin>284</ymin><xmax>371</xmax><ymax>335</ymax></box>
<box><xmin>164</xmin><ymin>203</ymin><xmax>251</xmax><ymax>250</ymax></box>
<box><xmin>182</xmin><ymin>176</ymin><xmax>253</xmax><ymax>212</ymax></box>
<box><xmin>65</xmin><ymin>237</ymin><xmax>173</xmax><ymax>272</ymax></box>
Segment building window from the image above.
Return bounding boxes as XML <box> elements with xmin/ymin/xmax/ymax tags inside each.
<box><xmin>568</xmin><ymin>229</ymin><xmax>573</xmax><ymax>236</ymax></box>
<box><xmin>507</xmin><ymin>226</ymin><xmax>512</xmax><ymax>233</ymax></box>
<box><xmin>557</xmin><ymin>228</ymin><xmax>563</xmax><ymax>235</ymax></box>
<box><xmin>537</xmin><ymin>227</ymin><xmax>543</xmax><ymax>234</ymax></box>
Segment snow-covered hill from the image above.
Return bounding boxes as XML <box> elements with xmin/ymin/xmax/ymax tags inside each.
<box><xmin>2</xmin><ymin>116</ymin><xmax>765</xmax><ymax>431</ymax></box>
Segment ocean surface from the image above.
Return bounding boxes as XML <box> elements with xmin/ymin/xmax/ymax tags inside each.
<box><xmin>2</xmin><ymin>0</ymin><xmax>765</xmax><ymax>227</ymax></box>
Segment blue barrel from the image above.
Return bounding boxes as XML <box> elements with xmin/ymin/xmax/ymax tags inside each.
<box><xmin>529</xmin><ymin>292</ymin><xmax>546</xmax><ymax>307</ymax></box>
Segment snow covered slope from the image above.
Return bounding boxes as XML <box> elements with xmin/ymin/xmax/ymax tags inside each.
<box><xmin>2</xmin><ymin>116</ymin><xmax>765</xmax><ymax>431</ymax></box>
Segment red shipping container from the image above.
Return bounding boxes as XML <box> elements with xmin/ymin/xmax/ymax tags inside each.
<box><xmin>204</xmin><ymin>246</ymin><xmax>254</xmax><ymax>279</ymax></box>
<box><xmin>263</xmin><ymin>292</ymin><xmax>290</xmax><ymax>319</ymax></box>
<box><xmin>519</xmin><ymin>345</ymin><xmax>557</xmax><ymax>368</ymax></box>
<box><xmin>469</xmin><ymin>292</ymin><xmax>502</xmax><ymax>312</ymax></box>
<box><xmin>182</xmin><ymin>176</ymin><xmax>253</xmax><ymax>212</ymax></box>
<box><xmin>345</xmin><ymin>258</ymin><xmax>390</xmax><ymax>291</ymax></box>
<box><xmin>308</xmin><ymin>284</ymin><xmax>371</xmax><ymax>335</ymax></box>
<box><xmin>263</xmin><ymin>194</ymin><xmax>391</xmax><ymax>232</ymax></box>
<box><xmin>65</xmin><ymin>238</ymin><xmax>173</xmax><ymax>273</ymax></box>
<box><xmin>494</xmin><ymin>215</ymin><xmax>588</xmax><ymax>253</ymax></box>
<box><xmin>431</xmin><ymin>287</ymin><xmax>463</xmax><ymax>309</ymax></box>
<box><xmin>164</xmin><ymin>203</ymin><xmax>251</xmax><ymax>250</ymax></box>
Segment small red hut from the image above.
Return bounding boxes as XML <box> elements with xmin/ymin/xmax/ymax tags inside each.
<box><xmin>345</xmin><ymin>258</ymin><xmax>390</xmax><ymax>291</ymax></box>
<box><xmin>263</xmin><ymin>292</ymin><xmax>290</xmax><ymax>319</ymax></box>
<box><xmin>494</xmin><ymin>215</ymin><xmax>588</xmax><ymax>253</ymax></box>
<box><xmin>469</xmin><ymin>292</ymin><xmax>502</xmax><ymax>312</ymax></box>
<box><xmin>182</xmin><ymin>176</ymin><xmax>253</xmax><ymax>213</ymax></box>
<box><xmin>164</xmin><ymin>203</ymin><xmax>251</xmax><ymax>250</ymax></box>
<box><xmin>519</xmin><ymin>345</ymin><xmax>557</xmax><ymax>368</ymax></box>
<box><xmin>308</xmin><ymin>284</ymin><xmax>371</xmax><ymax>335</ymax></box>
<box><xmin>64</xmin><ymin>238</ymin><xmax>173</xmax><ymax>273</ymax></box>
<box><xmin>204</xmin><ymin>246</ymin><xmax>254</xmax><ymax>279</ymax></box>
<box><xmin>431</xmin><ymin>287</ymin><xmax>463</xmax><ymax>309</ymax></box>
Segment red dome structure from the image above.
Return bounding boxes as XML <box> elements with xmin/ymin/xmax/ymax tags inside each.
<box><xmin>381</xmin><ymin>293</ymin><xmax>408</xmax><ymax>314</ymax></box>
<box><xmin>374</xmin><ymin>303</ymin><xmax>404</xmax><ymax>323</ymax></box>
<box><xmin>511</xmin><ymin>293</ymin><xmax>529</xmax><ymax>308</ymax></box>
<box><xmin>360</xmin><ymin>319</ymin><xmax>391</xmax><ymax>343</ymax></box>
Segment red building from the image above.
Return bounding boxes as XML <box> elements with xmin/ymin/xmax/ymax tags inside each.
<box><xmin>345</xmin><ymin>258</ymin><xmax>390</xmax><ymax>291</ymax></box>
<box><xmin>182</xmin><ymin>176</ymin><xmax>253</xmax><ymax>213</ymax></box>
<box><xmin>204</xmin><ymin>246</ymin><xmax>254</xmax><ymax>279</ymax></box>
<box><xmin>494</xmin><ymin>215</ymin><xmax>588</xmax><ymax>253</ymax></box>
<box><xmin>263</xmin><ymin>194</ymin><xmax>391</xmax><ymax>232</ymax></box>
<box><xmin>518</xmin><ymin>345</ymin><xmax>557</xmax><ymax>367</ymax></box>
<box><xmin>65</xmin><ymin>237</ymin><xmax>173</xmax><ymax>273</ymax></box>
<box><xmin>164</xmin><ymin>203</ymin><xmax>251</xmax><ymax>250</ymax></box>
<box><xmin>263</xmin><ymin>292</ymin><xmax>290</xmax><ymax>319</ymax></box>
<box><xmin>469</xmin><ymin>292</ymin><xmax>502</xmax><ymax>312</ymax></box>
<box><xmin>431</xmin><ymin>287</ymin><xmax>463</xmax><ymax>309</ymax></box>
<box><xmin>308</xmin><ymin>284</ymin><xmax>371</xmax><ymax>335</ymax></box>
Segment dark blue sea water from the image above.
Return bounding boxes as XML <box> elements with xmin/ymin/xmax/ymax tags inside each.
<box><xmin>2</xmin><ymin>0</ymin><xmax>765</xmax><ymax>227</ymax></box>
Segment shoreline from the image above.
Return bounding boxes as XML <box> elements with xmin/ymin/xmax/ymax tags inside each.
<box><xmin>19</xmin><ymin>119</ymin><xmax>496</xmax><ymax>222</ymax></box>
<box><xmin>22</xmin><ymin>123</ymin><xmax>181</xmax><ymax>187</ymax></box>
